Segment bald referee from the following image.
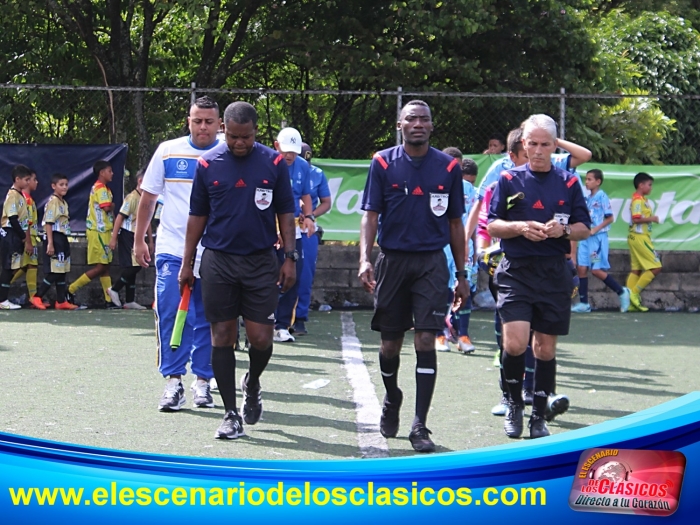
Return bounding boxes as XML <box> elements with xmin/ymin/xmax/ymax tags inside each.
<box><xmin>180</xmin><ymin>101</ymin><xmax>296</xmax><ymax>440</ymax></box>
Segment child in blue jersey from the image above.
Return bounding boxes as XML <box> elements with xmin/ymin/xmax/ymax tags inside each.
<box><xmin>572</xmin><ymin>169</ymin><xmax>630</xmax><ymax>313</ymax></box>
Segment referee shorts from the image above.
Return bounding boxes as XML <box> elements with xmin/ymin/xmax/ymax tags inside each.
<box><xmin>199</xmin><ymin>247</ymin><xmax>279</xmax><ymax>324</ymax></box>
<box><xmin>371</xmin><ymin>249</ymin><xmax>449</xmax><ymax>334</ymax></box>
<box><xmin>494</xmin><ymin>255</ymin><xmax>573</xmax><ymax>336</ymax></box>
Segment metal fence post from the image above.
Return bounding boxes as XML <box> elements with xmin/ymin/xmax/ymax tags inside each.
<box><xmin>396</xmin><ymin>86</ymin><xmax>403</xmax><ymax>146</ymax></box>
<box><xmin>190</xmin><ymin>82</ymin><xmax>197</xmax><ymax>106</ymax></box>
<box><xmin>559</xmin><ymin>86</ymin><xmax>566</xmax><ymax>140</ymax></box>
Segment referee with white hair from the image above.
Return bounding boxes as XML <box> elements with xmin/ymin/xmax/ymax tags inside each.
<box><xmin>487</xmin><ymin>114</ymin><xmax>591</xmax><ymax>440</ymax></box>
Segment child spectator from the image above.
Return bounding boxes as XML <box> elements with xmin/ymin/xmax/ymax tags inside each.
<box><xmin>572</xmin><ymin>169</ymin><xmax>630</xmax><ymax>313</ymax></box>
<box><xmin>67</xmin><ymin>160</ymin><xmax>119</xmax><ymax>308</ymax></box>
<box><xmin>11</xmin><ymin>170</ymin><xmax>40</xmax><ymax>303</ymax></box>
<box><xmin>483</xmin><ymin>133</ymin><xmax>506</xmax><ymax>155</ymax></box>
<box><xmin>626</xmin><ymin>172</ymin><xmax>661</xmax><ymax>312</ymax></box>
<box><xmin>30</xmin><ymin>173</ymin><xmax>79</xmax><ymax>310</ymax></box>
<box><xmin>0</xmin><ymin>165</ymin><xmax>33</xmax><ymax>310</ymax></box>
<box><xmin>108</xmin><ymin>170</ymin><xmax>153</xmax><ymax>309</ymax></box>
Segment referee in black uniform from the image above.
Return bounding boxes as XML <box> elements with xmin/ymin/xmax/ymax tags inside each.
<box><xmin>180</xmin><ymin>101</ymin><xmax>297</xmax><ymax>440</ymax></box>
<box><xmin>359</xmin><ymin>100</ymin><xmax>469</xmax><ymax>453</ymax></box>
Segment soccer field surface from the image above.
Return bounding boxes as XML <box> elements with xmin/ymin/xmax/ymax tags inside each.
<box><xmin>1</xmin><ymin>309</ymin><xmax>698</xmax><ymax>460</ymax></box>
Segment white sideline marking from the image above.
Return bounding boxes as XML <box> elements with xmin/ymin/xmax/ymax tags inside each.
<box><xmin>340</xmin><ymin>312</ymin><xmax>389</xmax><ymax>458</ymax></box>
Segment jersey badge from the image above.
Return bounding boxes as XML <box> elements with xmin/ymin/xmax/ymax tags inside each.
<box><xmin>255</xmin><ymin>188</ymin><xmax>272</xmax><ymax>210</ymax></box>
<box><xmin>430</xmin><ymin>193</ymin><xmax>449</xmax><ymax>216</ymax></box>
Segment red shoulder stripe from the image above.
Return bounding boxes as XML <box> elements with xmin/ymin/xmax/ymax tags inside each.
<box><xmin>273</xmin><ymin>154</ymin><xmax>284</xmax><ymax>166</ymax></box>
<box><xmin>373</xmin><ymin>153</ymin><xmax>389</xmax><ymax>170</ymax></box>
<box><xmin>566</xmin><ymin>177</ymin><xmax>577</xmax><ymax>188</ymax></box>
<box><xmin>500</xmin><ymin>170</ymin><xmax>513</xmax><ymax>180</ymax></box>
<box><xmin>197</xmin><ymin>157</ymin><xmax>209</xmax><ymax>168</ymax></box>
<box><xmin>447</xmin><ymin>158</ymin><xmax>459</xmax><ymax>172</ymax></box>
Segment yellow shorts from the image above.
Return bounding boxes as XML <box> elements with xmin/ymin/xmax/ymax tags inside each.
<box><xmin>628</xmin><ymin>233</ymin><xmax>661</xmax><ymax>271</ymax></box>
<box><xmin>20</xmin><ymin>237</ymin><xmax>40</xmax><ymax>267</ymax></box>
<box><xmin>86</xmin><ymin>230</ymin><xmax>113</xmax><ymax>265</ymax></box>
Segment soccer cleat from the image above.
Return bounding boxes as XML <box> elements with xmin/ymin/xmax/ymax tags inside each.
<box><xmin>457</xmin><ymin>335</ymin><xmax>475</xmax><ymax>353</ymax></box>
<box><xmin>571</xmin><ymin>302</ymin><xmax>591</xmax><ymax>313</ymax></box>
<box><xmin>291</xmin><ymin>320</ymin><xmax>308</xmax><ymax>336</ymax></box>
<box><xmin>619</xmin><ymin>287</ymin><xmax>631</xmax><ymax>313</ymax></box>
<box><xmin>504</xmin><ymin>402</ymin><xmax>524</xmax><ymax>438</ymax></box>
<box><xmin>29</xmin><ymin>296</ymin><xmax>47</xmax><ymax>310</ymax></box>
<box><xmin>241</xmin><ymin>373</ymin><xmax>263</xmax><ymax>425</ymax></box>
<box><xmin>544</xmin><ymin>393</ymin><xmax>570</xmax><ymax>422</ymax></box>
<box><xmin>523</xmin><ymin>389</ymin><xmax>534</xmax><ymax>406</ymax></box>
<box><xmin>215</xmin><ymin>411</ymin><xmax>246</xmax><ymax>439</ymax></box>
<box><xmin>123</xmin><ymin>302</ymin><xmax>147</xmax><ymax>310</ymax></box>
<box><xmin>273</xmin><ymin>328</ymin><xmax>295</xmax><ymax>342</ymax></box>
<box><xmin>0</xmin><ymin>300</ymin><xmax>21</xmax><ymax>310</ymax></box>
<box><xmin>105</xmin><ymin>300</ymin><xmax>122</xmax><ymax>310</ymax></box>
<box><xmin>491</xmin><ymin>393</ymin><xmax>509</xmax><ymax>416</ymax></box>
<box><xmin>629</xmin><ymin>292</ymin><xmax>648</xmax><ymax>312</ymax></box>
<box><xmin>408</xmin><ymin>423</ymin><xmax>436</xmax><ymax>453</ymax></box>
<box><xmin>529</xmin><ymin>416</ymin><xmax>551</xmax><ymax>439</ymax></box>
<box><xmin>379</xmin><ymin>390</ymin><xmax>403</xmax><ymax>438</ymax></box>
<box><xmin>107</xmin><ymin>287</ymin><xmax>122</xmax><ymax>307</ymax></box>
<box><xmin>435</xmin><ymin>334</ymin><xmax>450</xmax><ymax>352</ymax></box>
<box><xmin>55</xmin><ymin>301</ymin><xmax>79</xmax><ymax>310</ymax></box>
<box><xmin>158</xmin><ymin>378</ymin><xmax>185</xmax><ymax>412</ymax></box>
<box><xmin>191</xmin><ymin>379</ymin><xmax>215</xmax><ymax>408</ymax></box>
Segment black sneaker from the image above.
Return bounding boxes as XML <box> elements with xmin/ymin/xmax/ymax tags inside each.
<box><xmin>292</xmin><ymin>320</ymin><xmax>308</xmax><ymax>336</ymax></box>
<box><xmin>545</xmin><ymin>393</ymin><xmax>570</xmax><ymax>422</ymax></box>
<box><xmin>105</xmin><ymin>300</ymin><xmax>121</xmax><ymax>310</ymax></box>
<box><xmin>215</xmin><ymin>411</ymin><xmax>245</xmax><ymax>439</ymax></box>
<box><xmin>504</xmin><ymin>402</ymin><xmax>524</xmax><ymax>438</ymax></box>
<box><xmin>158</xmin><ymin>379</ymin><xmax>185</xmax><ymax>411</ymax></box>
<box><xmin>241</xmin><ymin>373</ymin><xmax>263</xmax><ymax>425</ymax></box>
<box><xmin>408</xmin><ymin>423</ymin><xmax>436</xmax><ymax>453</ymax></box>
<box><xmin>379</xmin><ymin>390</ymin><xmax>403</xmax><ymax>438</ymax></box>
<box><xmin>65</xmin><ymin>291</ymin><xmax>87</xmax><ymax>310</ymax></box>
<box><xmin>529</xmin><ymin>415</ymin><xmax>550</xmax><ymax>439</ymax></box>
<box><xmin>523</xmin><ymin>389</ymin><xmax>534</xmax><ymax>406</ymax></box>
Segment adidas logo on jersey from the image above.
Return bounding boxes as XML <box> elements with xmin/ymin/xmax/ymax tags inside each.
<box><xmin>235</xmin><ymin>179</ymin><xmax>246</xmax><ymax>188</ymax></box>
<box><xmin>532</xmin><ymin>200</ymin><xmax>545</xmax><ymax>209</ymax></box>
<box><xmin>412</xmin><ymin>186</ymin><xmax>424</xmax><ymax>196</ymax></box>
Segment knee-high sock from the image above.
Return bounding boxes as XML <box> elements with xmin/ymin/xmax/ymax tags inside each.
<box><xmin>99</xmin><ymin>275</ymin><xmax>112</xmax><ymax>302</ymax></box>
<box><xmin>68</xmin><ymin>273</ymin><xmax>91</xmax><ymax>294</ymax></box>
<box><xmin>25</xmin><ymin>267</ymin><xmax>37</xmax><ymax>298</ymax></box>
<box><xmin>55</xmin><ymin>277</ymin><xmax>67</xmax><ymax>303</ymax></box>
<box><xmin>603</xmin><ymin>275</ymin><xmax>623</xmax><ymax>295</ymax></box>
<box><xmin>0</xmin><ymin>269</ymin><xmax>14</xmax><ymax>302</ymax></box>
<box><xmin>414</xmin><ymin>350</ymin><xmax>437</xmax><ymax>427</ymax></box>
<box><xmin>379</xmin><ymin>352</ymin><xmax>401</xmax><ymax>403</ymax></box>
<box><xmin>523</xmin><ymin>344</ymin><xmax>535</xmax><ymax>392</ymax></box>
<box><xmin>533</xmin><ymin>358</ymin><xmax>556</xmax><ymax>418</ymax></box>
<box><xmin>626</xmin><ymin>273</ymin><xmax>639</xmax><ymax>291</ymax></box>
<box><xmin>633</xmin><ymin>270</ymin><xmax>656</xmax><ymax>294</ymax></box>
<box><xmin>10</xmin><ymin>268</ymin><xmax>24</xmax><ymax>284</ymax></box>
<box><xmin>212</xmin><ymin>345</ymin><xmax>237</xmax><ymax>413</ymax></box>
<box><xmin>457</xmin><ymin>295</ymin><xmax>472</xmax><ymax>337</ymax></box>
<box><xmin>247</xmin><ymin>344</ymin><xmax>273</xmax><ymax>388</ymax></box>
<box><xmin>578</xmin><ymin>277</ymin><xmax>589</xmax><ymax>304</ymax></box>
<box><xmin>36</xmin><ymin>275</ymin><xmax>56</xmax><ymax>299</ymax></box>
<box><xmin>502</xmin><ymin>351</ymin><xmax>525</xmax><ymax>405</ymax></box>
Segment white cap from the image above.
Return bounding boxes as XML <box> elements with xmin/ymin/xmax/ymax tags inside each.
<box><xmin>277</xmin><ymin>127</ymin><xmax>302</xmax><ymax>154</ymax></box>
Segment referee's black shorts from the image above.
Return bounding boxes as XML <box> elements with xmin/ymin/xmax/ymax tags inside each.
<box><xmin>494</xmin><ymin>255</ymin><xmax>573</xmax><ymax>336</ymax></box>
<box><xmin>371</xmin><ymin>249</ymin><xmax>450</xmax><ymax>334</ymax></box>
<box><xmin>199</xmin><ymin>247</ymin><xmax>279</xmax><ymax>324</ymax></box>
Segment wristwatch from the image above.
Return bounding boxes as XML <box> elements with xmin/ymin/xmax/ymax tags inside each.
<box><xmin>455</xmin><ymin>270</ymin><xmax>467</xmax><ymax>279</ymax></box>
<box><xmin>285</xmin><ymin>250</ymin><xmax>300</xmax><ymax>262</ymax></box>
<box><xmin>305</xmin><ymin>214</ymin><xmax>316</xmax><ymax>222</ymax></box>
<box><xmin>563</xmin><ymin>224</ymin><xmax>572</xmax><ymax>239</ymax></box>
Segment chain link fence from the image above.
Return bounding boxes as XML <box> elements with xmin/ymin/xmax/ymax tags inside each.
<box><xmin>1</xmin><ymin>83</ymin><xmax>699</xmax><ymax>170</ymax></box>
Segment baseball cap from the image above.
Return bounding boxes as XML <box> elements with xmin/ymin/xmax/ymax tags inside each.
<box><xmin>277</xmin><ymin>127</ymin><xmax>302</xmax><ymax>154</ymax></box>
<box><xmin>301</xmin><ymin>142</ymin><xmax>312</xmax><ymax>161</ymax></box>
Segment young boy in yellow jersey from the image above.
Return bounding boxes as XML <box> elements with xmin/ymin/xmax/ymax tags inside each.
<box><xmin>627</xmin><ymin>172</ymin><xmax>661</xmax><ymax>312</ymax></box>
<box><xmin>11</xmin><ymin>170</ymin><xmax>40</xmax><ymax>303</ymax></box>
<box><xmin>107</xmin><ymin>171</ymin><xmax>153</xmax><ymax>309</ymax></box>
<box><xmin>0</xmin><ymin>165</ymin><xmax>33</xmax><ymax>310</ymax></box>
<box><xmin>67</xmin><ymin>160</ymin><xmax>119</xmax><ymax>308</ymax></box>
<box><xmin>30</xmin><ymin>173</ymin><xmax>79</xmax><ymax>310</ymax></box>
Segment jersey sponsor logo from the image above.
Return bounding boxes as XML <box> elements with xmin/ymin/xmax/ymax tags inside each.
<box><xmin>430</xmin><ymin>192</ymin><xmax>449</xmax><ymax>216</ymax></box>
<box><xmin>235</xmin><ymin>179</ymin><xmax>247</xmax><ymax>188</ymax></box>
<box><xmin>533</xmin><ymin>200</ymin><xmax>545</xmax><ymax>209</ymax></box>
<box><xmin>176</xmin><ymin>159</ymin><xmax>188</xmax><ymax>171</ymax></box>
<box><xmin>412</xmin><ymin>186</ymin><xmax>424</xmax><ymax>196</ymax></box>
<box><xmin>255</xmin><ymin>188</ymin><xmax>272</xmax><ymax>210</ymax></box>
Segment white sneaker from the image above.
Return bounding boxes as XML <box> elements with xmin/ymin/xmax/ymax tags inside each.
<box><xmin>107</xmin><ymin>288</ymin><xmax>122</xmax><ymax>307</ymax></box>
<box><xmin>123</xmin><ymin>302</ymin><xmax>147</xmax><ymax>310</ymax></box>
<box><xmin>210</xmin><ymin>377</ymin><xmax>218</xmax><ymax>391</ymax></box>
<box><xmin>0</xmin><ymin>300</ymin><xmax>21</xmax><ymax>310</ymax></box>
<box><xmin>273</xmin><ymin>328</ymin><xmax>295</xmax><ymax>342</ymax></box>
<box><xmin>190</xmin><ymin>378</ymin><xmax>215</xmax><ymax>408</ymax></box>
